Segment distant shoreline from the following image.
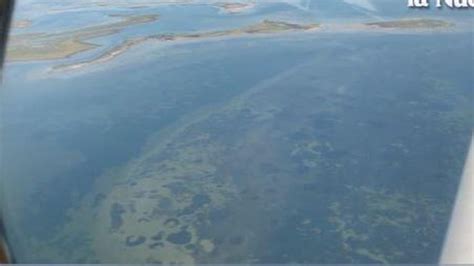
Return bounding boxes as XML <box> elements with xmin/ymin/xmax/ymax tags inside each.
<box><xmin>8</xmin><ymin>18</ymin><xmax>455</xmax><ymax>73</ymax></box>
<box><xmin>51</xmin><ymin>20</ymin><xmax>320</xmax><ymax>72</ymax></box>
<box><xmin>52</xmin><ymin>18</ymin><xmax>455</xmax><ymax>73</ymax></box>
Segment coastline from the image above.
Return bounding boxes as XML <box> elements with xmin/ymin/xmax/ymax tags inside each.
<box><xmin>51</xmin><ymin>20</ymin><xmax>320</xmax><ymax>72</ymax></box>
<box><xmin>8</xmin><ymin>17</ymin><xmax>456</xmax><ymax>73</ymax></box>
<box><xmin>51</xmin><ymin>18</ymin><xmax>455</xmax><ymax>73</ymax></box>
<box><xmin>6</xmin><ymin>14</ymin><xmax>159</xmax><ymax>62</ymax></box>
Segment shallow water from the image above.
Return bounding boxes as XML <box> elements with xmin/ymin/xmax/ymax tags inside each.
<box><xmin>1</xmin><ymin>1</ymin><xmax>473</xmax><ymax>264</ymax></box>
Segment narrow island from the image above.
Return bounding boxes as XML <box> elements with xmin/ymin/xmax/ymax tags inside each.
<box><xmin>7</xmin><ymin>14</ymin><xmax>159</xmax><ymax>62</ymax></box>
<box><xmin>52</xmin><ymin>20</ymin><xmax>320</xmax><ymax>72</ymax></box>
<box><xmin>8</xmin><ymin>15</ymin><xmax>454</xmax><ymax>73</ymax></box>
<box><xmin>365</xmin><ymin>18</ymin><xmax>454</xmax><ymax>29</ymax></box>
<box><xmin>52</xmin><ymin>18</ymin><xmax>454</xmax><ymax>73</ymax></box>
<box><xmin>214</xmin><ymin>2</ymin><xmax>256</xmax><ymax>14</ymax></box>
